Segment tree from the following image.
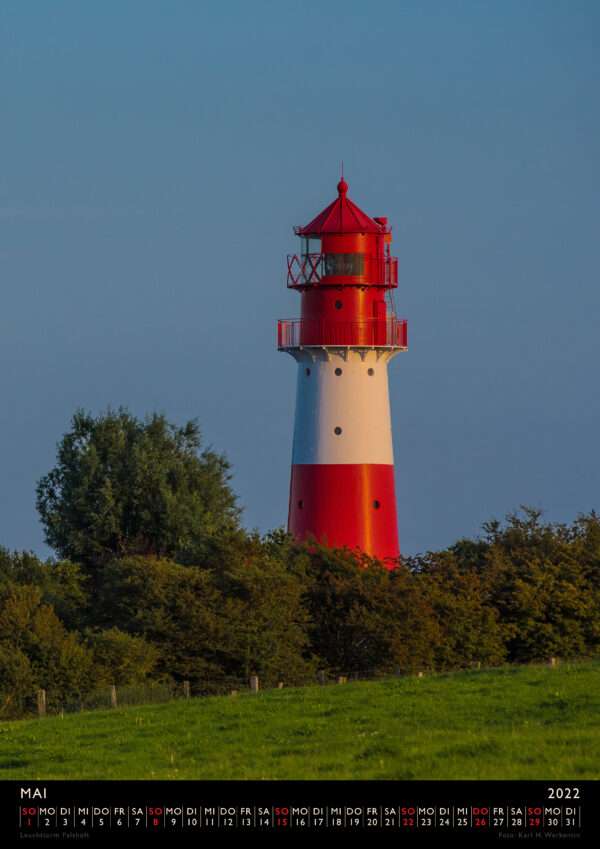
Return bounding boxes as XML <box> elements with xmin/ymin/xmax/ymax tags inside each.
<box><xmin>0</xmin><ymin>645</ymin><xmax>35</xmax><ymax>718</ymax></box>
<box><xmin>477</xmin><ymin>509</ymin><xmax>598</xmax><ymax>662</ymax></box>
<box><xmin>414</xmin><ymin>550</ymin><xmax>507</xmax><ymax>669</ymax></box>
<box><xmin>36</xmin><ymin>409</ymin><xmax>241</xmax><ymax>571</ymax></box>
<box><xmin>94</xmin><ymin>556</ymin><xmax>228</xmax><ymax>689</ymax></box>
<box><xmin>0</xmin><ymin>548</ymin><xmax>90</xmax><ymax>630</ymax></box>
<box><xmin>0</xmin><ymin>583</ymin><xmax>93</xmax><ymax>709</ymax></box>
<box><xmin>300</xmin><ymin>543</ymin><xmax>436</xmax><ymax>674</ymax></box>
<box><xmin>85</xmin><ymin>627</ymin><xmax>159</xmax><ymax>686</ymax></box>
<box><xmin>214</xmin><ymin>532</ymin><xmax>317</xmax><ymax>685</ymax></box>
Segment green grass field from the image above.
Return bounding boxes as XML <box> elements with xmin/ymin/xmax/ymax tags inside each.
<box><xmin>1</xmin><ymin>661</ymin><xmax>598</xmax><ymax>780</ymax></box>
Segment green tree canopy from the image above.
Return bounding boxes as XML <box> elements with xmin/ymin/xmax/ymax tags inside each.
<box><xmin>36</xmin><ymin>409</ymin><xmax>241</xmax><ymax>571</ymax></box>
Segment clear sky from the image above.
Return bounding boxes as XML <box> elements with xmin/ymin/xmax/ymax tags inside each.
<box><xmin>1</xmin><ymin>1</ymin><xmax>598</xmax><ymax>558</ymax></box>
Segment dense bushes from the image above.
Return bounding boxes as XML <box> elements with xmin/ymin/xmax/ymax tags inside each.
<box><xmin>0</xmin><ymin>507</ymin><xmax>599</xmax><ymax>717</ymax></box>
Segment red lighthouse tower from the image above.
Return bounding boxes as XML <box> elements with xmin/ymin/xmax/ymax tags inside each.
<box><xmin>277</xmin><ymin>176</ymin><xmax>407</xmax><ymax>565</ymax></box>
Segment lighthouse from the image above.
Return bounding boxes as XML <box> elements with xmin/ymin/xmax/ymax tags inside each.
<box><xmin>277</xmin><ymin>176</ymin><xmax>407</xmax><ymax>565</ymax></box>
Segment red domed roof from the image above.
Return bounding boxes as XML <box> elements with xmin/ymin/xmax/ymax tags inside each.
<box><xmin>295</xmin><ymin>178</ymin><xmax>386</xmax><ymax>236</ymax></box>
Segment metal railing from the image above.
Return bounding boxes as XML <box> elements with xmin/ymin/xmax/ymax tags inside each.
<box><xmin>277</xmin><ymin>317</ymin><xmax>408</xmax><ymax>349</ymax></box>
<box><xmin>287</xmin><ymin>253</ymin><xmax>398</xmax><ymax>288</ymax></box>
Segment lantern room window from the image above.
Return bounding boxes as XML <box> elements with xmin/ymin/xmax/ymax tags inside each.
<box><xmin>324</xmin><ymin>253</ymin><xmax>365</xmax><ymax>277</ymax></box>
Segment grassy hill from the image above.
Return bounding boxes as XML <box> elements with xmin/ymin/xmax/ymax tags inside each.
<box><xmin>1</xmin><ymin>660</ymin><xmax>598</xmax><ymax>780</ymax></box>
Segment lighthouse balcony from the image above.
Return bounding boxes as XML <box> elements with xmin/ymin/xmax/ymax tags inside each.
<box><xmin>287</xmin><ymin>253</ymin><xmax>398</xmax><ymax>288</ymax></box>
<box><xmin>277</xmin><ymin>317</ymin><xmax>408</xmax><ymax>350</ymax></box>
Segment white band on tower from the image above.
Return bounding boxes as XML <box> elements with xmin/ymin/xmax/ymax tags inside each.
<box><xmin>290</xmin><ymin>349</ymin><xmax>398</xmax><ymax>466</ymax></box>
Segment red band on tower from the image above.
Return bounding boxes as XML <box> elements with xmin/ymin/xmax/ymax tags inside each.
<box><xmin>289</xmin><ymin>464</ymin><xmax>400</xmax><ymax>562</ymax></box>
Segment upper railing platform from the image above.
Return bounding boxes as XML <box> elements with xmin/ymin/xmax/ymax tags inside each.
<box><xmin>287</xmin><ymin>253</ymin><xmax>398</xmax><ymax>288</ymax></box>
<box><xmin>277</xmin><ymin>317</ymin><xmax>408</xmax><ymax>350</ymax></box>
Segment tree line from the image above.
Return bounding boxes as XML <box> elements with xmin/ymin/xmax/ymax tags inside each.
<box><xmin>1</xmin><ymin>409</ymin><xmax>598</xmax><ymax>718</ymax></box>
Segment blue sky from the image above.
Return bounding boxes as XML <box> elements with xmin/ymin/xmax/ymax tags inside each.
<box><xmin>1</xmin><ymin>1</ymin><xmax>598</xmax><ymax>557</ymax></box>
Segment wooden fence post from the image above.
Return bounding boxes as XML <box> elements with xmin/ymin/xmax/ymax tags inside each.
<box><xmin>37</xmin><ymin>689</ymin><xmax>46</xmax><ymax>718</ymax></box>
<box><xmin>549</xmin><ymin>657</ymin><xmax>559</xmax><ymax>668</ymax></box>
<box><xmin>277</xmin><ymin>682</ymin><xmax>284</xmax><ymax>689</ymax></box>
<box><xmin>249</xmin><ymin>675</ymin><xmax>260</xmax><ymax>693</ymax></box>
<box><xmin>110</xmin><ymin>684</ymin><xmax>118</xmax><ymax>708</ymax></box>
<box><xmin>183</xmin><ymin>680</ymin><xmax>191</xmax><ymax>699</ymax></box>
<box><xmin>317</xmin><ymin>670</ymin><xmax>327</xmax><ymax>685</ymax></box>
<box><xmin>417</xmin><ymin>671</ymin><xmax>424</xmax><ymax>678</ymax></box>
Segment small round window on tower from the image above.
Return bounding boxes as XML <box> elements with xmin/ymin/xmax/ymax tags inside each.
<box><xmin>335</xmin><ymin>367</ymin><xmax>343</xmax><ymax>376</ymax></box>
<box><xmin>368</xmin><ymin>368</ymin><xmax>375</xmax><ymax>376</ymax></box>
<box><xmin>305</xmin><ymin>368</ymin><xmax>311</xmax><ymax>376</ymax></box>
<box><xmin>373</xmin><ymin>500</ymin><xmax>381</xmax><ymax>509</ymax></box>
<box><xmin>335</xmin><ymin>300</ymin><xmax>343</xmax><ymax>310</ymax></box>
<box><xmin>334</xmin><ymin>426</ymin><xmax>342</xmax><ymax>436</ymax></box>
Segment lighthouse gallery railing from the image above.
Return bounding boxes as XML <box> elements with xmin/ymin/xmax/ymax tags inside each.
<box><xmin>277</xmin><ymin>317</ymin><xmax>408</xmax><ymax>349</ymax></box>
